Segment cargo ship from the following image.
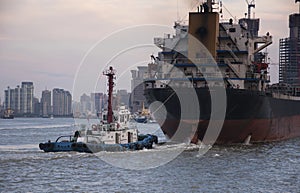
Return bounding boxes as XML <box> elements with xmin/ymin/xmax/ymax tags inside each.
<box><xmin>144</xmin><ymin>0</ymin><xmax>300</xmax><ymax>144</ymax></box>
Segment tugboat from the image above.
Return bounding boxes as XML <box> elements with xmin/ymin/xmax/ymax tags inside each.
<box><xmin>39</xmin><ymin>66</ymin><xmax>158</xmax><ymax>153</ymax></box>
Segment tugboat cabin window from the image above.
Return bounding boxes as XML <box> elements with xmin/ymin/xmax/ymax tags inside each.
<box><xmin>229</xmin><ymin>28</ymin><xmax>236</xmax><ymax>33</ymax></box>
<box><xmin>103</xmin><ymin>114</ymin><xmax>107</xmax><ymax>121</ymax></box>
<box><xmin>120</xmin><ymin>115</ymin><xmax>124</xmax><ymax>123</ymax></box>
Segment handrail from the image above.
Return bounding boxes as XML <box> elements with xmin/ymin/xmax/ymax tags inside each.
<box><xmin>55</xmin><ymin>135</ymin><xmax>73</xmax><ymax>142</ymax></box>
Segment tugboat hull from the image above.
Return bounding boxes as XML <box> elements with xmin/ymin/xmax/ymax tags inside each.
<box><xmin>39</xmin><ymin>134</ymin><xmax>158</xmax><ymax>153</ymax></box>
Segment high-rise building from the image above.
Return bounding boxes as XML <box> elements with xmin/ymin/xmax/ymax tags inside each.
<box><xmin>279</xmin><ymin>13</ymin><xmax>300</xmax><ymax>86</ymax></box>
<box><xmin>14</xmin><ymin>86</ymin><xmax>21</xmax><ymax>114</ymax></box>
<box><xmin>80</xmin><ymin>93</ymin><xmax>91</xmax><ymax>115</ymax></box>
<box><xmin>41</xmin><ymin>90</ymin><xmax>51</xmax><ymax>117</ymax></box>
<box><xmin>65</xmin><ymin>91</ymin><xmax>72</xmax><ymax>116</ymax></box>
<box><xmin>4</xmin><ymin>87</ymin><xmax>11</xmax><ymax>110</ymax></box>
<box><xmin>0</xmin><ymin>97</ymin><xmax>2</xmax><ymax>111</ymax></box>
<box><xmin>33</xmin><ymin>97</ymin><xmax>40</xmax><ymax>116</ymax></box>
<box><xmin>130</xmin><ymin>66</ymin><xmax>148</xmax><ymax>112</ymax></box>
<box><xmin>72</xmin><ymin>101</ymin><xmax>81</xmax><ymax>118</ymax></box>
<box><xmin>4</xmin><ymin>82</ymin><xmax>34</xmax><ymax>116</ymax></box>
<box><xmin>116</xmin><ymin>90</ymin><xmax>130</xmax><ymax>107</ymax></box>
<box><xmin>92</xmin><ymin>93</ymin><xmax>104</xmax><ymax>114</ymax></box>
<box><xmin>52</xmin><ymin>88</ymin><xmax>72</xmax><ymax>117</ymax></box>
<box><xmin>20</xmin><ymin>82</ymin><xmax>34</xmax><ymax>114</ymax></box>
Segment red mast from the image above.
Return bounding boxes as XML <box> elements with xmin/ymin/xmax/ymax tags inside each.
<box><xmin>103</xmin><ymin>66</ymin><xmax>115</xmax><ymax>124</ymax></box>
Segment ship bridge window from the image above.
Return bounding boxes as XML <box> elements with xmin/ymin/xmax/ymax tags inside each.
<box><xmin>229</xmin><ymin>28</ymin><xmax>236</xmax><ymax>33</ymax></box>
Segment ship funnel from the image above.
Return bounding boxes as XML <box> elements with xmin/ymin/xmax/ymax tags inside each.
<box><xmin>188</xmin><ymin>0</ymin><xmax>219</xmax><ymax>59</ymax></box>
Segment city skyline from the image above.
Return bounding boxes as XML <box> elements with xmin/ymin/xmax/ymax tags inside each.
<box><xmin>0</xmin><ymin>0</ymin><xmax>298</xmax><ymax>101</ymax></box>
<box><xmin>1</xmin><ymin>80</ymin><xmax>134</xmax><ymax>118</ymax></box>
<box><xmin>2</xmin><ymin>81</ymin><xmax>73</xmax><ymax>117</ymax></box>
<box><xmin>2</xmin><ymin>81</ymin><xmax>132</xmax><ymax>103</ymax></box>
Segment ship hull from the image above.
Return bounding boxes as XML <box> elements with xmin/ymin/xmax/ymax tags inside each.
<box><xmin>1</xmin><ymin>115</ymin><xmax>14</xmax><ymax>119</ymax></box>
<box><xmin>144</xmin><ymin>87</ymin><xmax>300</xmax><ymax>144</ymax></box>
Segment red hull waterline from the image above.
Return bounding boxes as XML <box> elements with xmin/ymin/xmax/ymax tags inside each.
<box><xmin>158</xmin><ymin>115</ymin><xmax>300</xmax><ymax>145</ymax></box>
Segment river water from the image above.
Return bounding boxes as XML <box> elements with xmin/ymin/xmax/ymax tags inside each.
<box><xmin>0</xmin><ymin>118</ymin><xmax>299</xmax><ymax>192</ymax></box>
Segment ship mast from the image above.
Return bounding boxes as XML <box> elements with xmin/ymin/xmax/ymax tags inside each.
<box><xmin>205</xmin><ymin>0</ymin><xmax>213</xmax><ymax>12</ymax></box>
<box><xmin>245</xmin><ymin>0</ymin><xmax>255</xmax><ymax>19</ymax></box>
<box><xmin>103</xmin><ymin>66</ymin><xmax>115</xmax><ymax>124</ymax></box>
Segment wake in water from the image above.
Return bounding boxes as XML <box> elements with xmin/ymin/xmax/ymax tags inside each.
<box><xmin>92</xmin><ymin>142</ymin><xmax>213</xmax><ymax>170</ymax></box>
<box><xmin>0</xmin><ymin>144</ymin><xmax>39</xmax><ymax>151</ymax></box>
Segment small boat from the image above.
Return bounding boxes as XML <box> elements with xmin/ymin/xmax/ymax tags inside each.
<box><xmin>133</xmin><ymin>103</ymin><xmax>149</xmax><ymax>123</ymax></box>
<box><xmin>39</xmin><ymin>67</ymin><xmax>158</xmax><ymax>153</ymax></box>
<box><xmin>1</xmin><ymin>108</ymin><xmax>14</xmax><ymax>119</ymax></box>
<box><xmin>134</xmin><ymin>115</ymin><xmax>148</xmax><ymax>123</ymax></box>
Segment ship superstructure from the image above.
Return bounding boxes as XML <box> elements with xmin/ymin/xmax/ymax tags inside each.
<box><xmin>147</xmin><ymin>0</ymin><xmax>272</xmax><ymax>92</ymax></box>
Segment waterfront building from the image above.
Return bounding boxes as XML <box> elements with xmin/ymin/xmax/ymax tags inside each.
<box><xmin>72</xmin><ymin>101</ymin><xmax>81</xmax><ymax>118</ymax></box>
<box><xmin>33</xmin><ymin>97</ymin><xmax>40</xmax><ymax>116</ymax></box>
<box><xmin>52</xmin><ymin>88</ymin><xmax>72</xmax><ymax>117</ymax></box>
<box><xmin>116</xmin><ymin>90</ymin><xmax>130</xmax><ymax>107</ymax></box>
<box><xmin>91</xmin><ymin>93</ymin><xmax>105</xmax><ymax>115</ymax></box>
<box><xmin>65</xmin><ymin>91</ymin><xmax>72</xmax><ymax>116</ymax></box>
<box><xmin>0</xmin><ymin>97</ymin><xmax>3</xmax><ymax>112</ymax></box>
<box><xmin>4</xmin><ymin>82</ymin><xmax>34</xmax><ymax>116</ymax></box>
<box><xmin>41</xmin><ymin>90</ymin><xmax>51</xmax><ymax>117</ymax></box>
<box><xmin>130</xmin><ymin>66</ymin><xmax>148</xmax><ymax>113</ymax></box>
<box><xmin>4</xmin><ymin>87</ymin><xmax>11</xmax><ymax>110</ymax></box>
<box><xmin>20</xmin><ymin>82</ymin><xmax>34</xmax><ymax>115</ymax></box>
<box><xmin>80</xmin><ymin>93</ymin><xmax>92</xmax><ymax>115</ymax></box>
<box><xmin>279</xmin><ymin>13</ymin><xmax>300</xmax><ymax>86</ymax></box>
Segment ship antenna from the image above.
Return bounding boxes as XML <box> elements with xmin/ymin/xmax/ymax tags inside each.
<box><xmin>103</xmin><ymin>66</ymin><xmax>115</xmax><ymax>124</ymax></box>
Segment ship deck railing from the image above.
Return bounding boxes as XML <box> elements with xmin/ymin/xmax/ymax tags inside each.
<box><xmin>144</xmin><ymin>76</ymin><xmax>270</xmax><ymax>83</ymax></box>
<box><xmin>158</xmin><ymin>58</ymin><xmax>244</xmax><ymax>66</ymax></box>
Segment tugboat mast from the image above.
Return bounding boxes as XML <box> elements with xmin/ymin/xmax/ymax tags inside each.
<box><xmin>103</xmin><ymin>66</ymin><xmax>115</xmax><ymax>124</ymax></box>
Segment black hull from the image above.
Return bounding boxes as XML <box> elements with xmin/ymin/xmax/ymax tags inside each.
<box><xmin>1</xmin><ymin>116</ymin><xmax>14</xmax><ymax>119</ymax></box>
<box><xmin>144</xmin><ymin>87</ymin><xmax>300</xmax><ymax>144</ymax></box>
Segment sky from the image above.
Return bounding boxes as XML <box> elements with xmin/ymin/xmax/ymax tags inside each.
<box><xmin>0</xmin><ymin>0</ymin><xmax>298</xmax><ymax>102</ymax></box>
